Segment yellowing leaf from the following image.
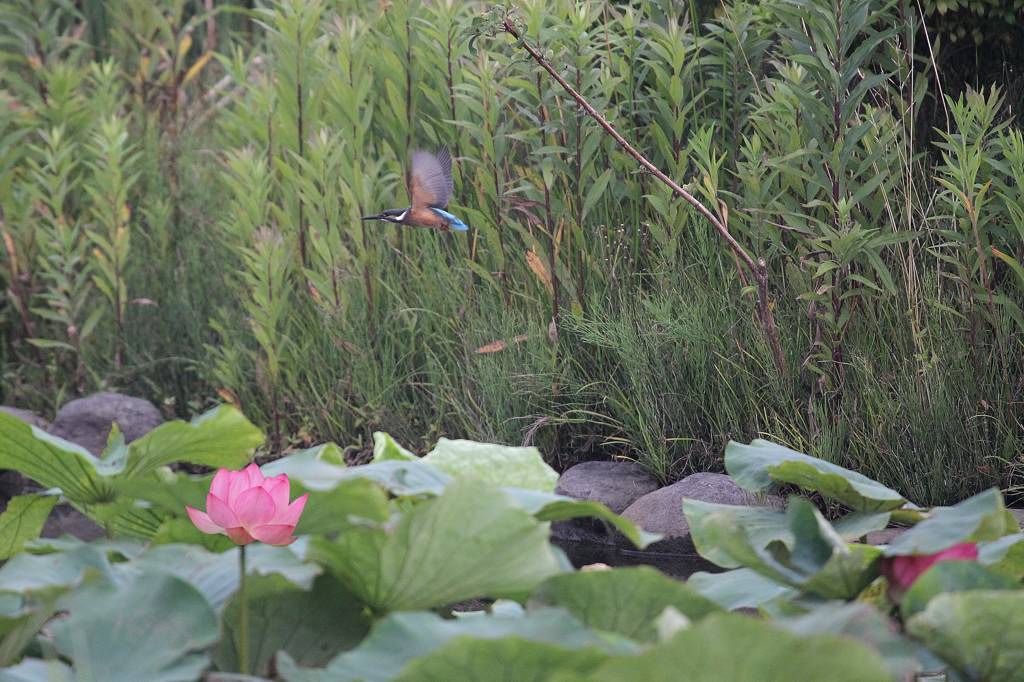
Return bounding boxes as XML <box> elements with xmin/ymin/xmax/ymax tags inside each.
<box><xmin>216</xmin><ymin>388</ymin><xmax>240</xmax><ymax>408</ymax></box>
<box><xmin>177</xmin><ymin>33</ymin><xmax>193</xmax><ymax>60</ymax></box>
<box><xmin>183</xmin><ymin>52</ymin><xmax>213</xmax><ymax>86</ymax></box>
<box><xmin>526</xmin><ymin>250</ymin><xmax>553</xmax><ymax>295</ymax></box>
<box><xmin>992</xmin><ymin>247</ymin><xmax>1024</xmax><ymax>287</ymax></box>
<box><xmin>475</xmin><ymin>334</ymin><xmax>528</xmax><ymax>354</ymax></box>
<box><xmin>476</xmin><ymin>339</ymin><xmax>507</xmax><ymax>354</ymax></box>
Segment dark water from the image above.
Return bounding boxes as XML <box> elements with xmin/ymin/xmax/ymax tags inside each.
<box><xmin>552</xmin><ymin>536</ymin><xmax>721</xmax><ymax>580</ymax></box>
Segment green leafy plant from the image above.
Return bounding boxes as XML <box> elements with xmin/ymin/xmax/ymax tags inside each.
<box><xmin>84</xmin><ymin>113</ymin><xmax>138</xmax><ymax>372</ymax></box>
<box><xmin>0</xmin><ymin>404</ymin><xmax>263</xmax><ymax>539</ymax></box>
<box><xmin>3</xmin><ymin>0</ymin><xmax>1024</xmax><ymax>508</ymax></box>
<box><xmin>1</xmin><ymin>426</ymin><xmax>1020</xmax><ymax>679</ymax></box>
<box><xmin>23</xmin><ymin>126</ymin><xmax>98</xmax><ymax>391</ymax></box>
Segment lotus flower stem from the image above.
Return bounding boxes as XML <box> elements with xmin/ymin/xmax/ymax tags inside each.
<box><xmin>186</xmin><ymin>464</ymin><xmax>308</xmax><ymax>674</ymax></box>
<box><xmin>239</xmin><ymin>545</ymin><xmax>250</xmax><ymax>674</ymax></box>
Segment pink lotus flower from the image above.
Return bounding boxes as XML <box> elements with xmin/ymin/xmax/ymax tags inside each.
<box><xmin>186</xmin><ymin>464</ymin><xmax>307</xmax><ymax>546</ymax></box>
<box><xmin>882</xmin><ymin>542</ymin><xmax>979</xmax><ymax>594</ymax></box>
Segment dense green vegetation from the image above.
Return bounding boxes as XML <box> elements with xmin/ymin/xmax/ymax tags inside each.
<box><xmin>1</xmin><ymin>0</ymin><xmax>1022</xmax><ymax>504</ymax></box>
<box><xmin>1</xmin><ymin>409</ymin><xmax>1023</xmax><ymax>680</ymax></box>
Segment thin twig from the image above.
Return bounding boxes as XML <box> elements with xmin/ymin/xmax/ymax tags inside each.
<box><xmin>501</xmin><ymin>21</ymin><xmax>752</xmax><ymax>270</ymax></box>
<box><xmin>500</xmin><ymin>19</ymin><xmax>786</xmax><ymax>373</ymax></box>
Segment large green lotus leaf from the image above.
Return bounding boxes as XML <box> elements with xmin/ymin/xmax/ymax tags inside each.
<box><xmin>784</xmin><ymin>499</ymin><xmax>883</xmax><ymax>599</ymax></box>
<box><xmin>116</xmin><ymin>544</ymin><xmax>319</xmax><ymax>609</ymax></box>
<box><xmin>685</xmin><ymin>505</ymin><xmax>803</xmax><ymax>585</ymax></box>
<box><xmin>311</xmin><ymin>480</ymin><xmax>562</xmax><ymax>611</ymax></box>
<box><xmin>799</xmin><ymin>543</ymin><xmax>883</xmax><ymax>599</ymax></box>
<box><xmin>503</xmin><ymin>488</ymin><xmax>660</xmax><ymax>548</ymax></box>
<box><xmin>293</xmin><ymin>478</ymin><xmax>390</xmax><ymax>534</ymax></box>
<box><xmin>0</xmin><ymin>544</ymin><xmax>113</xmax><ymax>597</ymax></box>
<box><xmin>113</xmin><ymin>405</ymin><xmax>263</xmax><ymax>478</ymax></box>
<box><xmin>529</xmin><ymin>566</ymin><xmax>720</xmax><ymax>641</ymax></box>
<box><xmin>393</xmin><ymin>637</ymin><xmax>609</xmax><ymax>682</ymax></box>
<box><xmin>260</xmin><ymin>444</ymin><xmax>347</xmax><ymax>489</ymax></box>
<box><xmin>335</xmin><ymin>460</ymin><xmax>451</xmax><ymax>496</ymax></box>
<box><xmin>23</xmin><ymin>536</ymin><xmax>143</xmax><ymax>558</ymax></box>
<box><xmin>0</xmin><ymin>405</ymin><xmax>263</xmax><ymax>541</ymax></box>
<box><xmin>0</xmin><ymin>595</ymin><xmax>25</xmax><ymax>620</ymax></box>
<box><xmin>978</xmin><ymin>533</ymin><xmax>1024</xmax><ymax>578</ymax></box>
<box><xmin>214</xmin><ymin>573</ymin><xmax>371</xmax><ymax>676</ymax></box>
<box><xmin>151</xmin><ymin>517</ymin><xmax>237</xmax><ymax>551</ymax></box>
<box><xmin>51</xmin><ymin>571</ymin><xmax>218</xmax><ymax>682</ymax></box>
<box><xmin>422</xmin><ymin>438</ymin><xmax>558</xmax><ymax>492</ymax></box>
<box><xmin>0</xmin><ymin>597</ymin><xmax>57</xmax><ymax>667</ymax></box>
<box><xmin>267</xmin><ymin>446</ymin><xmax>651</xmax><ymax>548</ymax></box>
<box><xmin>0</xmin><ymin>411</ymin><xmax>108</xmax><ymax>503</ymax></box>
<box><xmin>832</xmin><ymin>511</ymin><xmax>892</xmax><ymax>540</ymax></box>
<box><xmin>884</xmin><ymin>489</ymin><xmax>1012</xmax><ymax>556</ymax></box>
<box><xmin>777</xmin><ymin>602</ymin><xmax>936</xmax><ymax>680</ymax></box>
<box><xmin>263</xmin><ymin>446</ymin><xmax>450</xmax><ymax>497</ymax></box>
<box><xmin>906</xmin><ymin>591</ymin><xmax>1024</xmax><ymax>682</ymax></box>
<box><xmin>725</xmin><ymin>439</ymin><xmax>905</xmax><ymax>512</ymax></box>
<box><xmin>584</xmin><ymin>612</ymin><xmax>891</xmax><ymax>681</ymax></box>
<box><xmin>683</xmin><ymin>499</ymin><xmax>793</xmax><ymax>569</ymax></box>
<box><xmin>0</xmin><ymin>495</ymin><xmax>58</xmax><ymax>560</ymax></box>
<box><xmin>84</xmin><ymin>497</ymin><xmax>162</xmax><ymax>538</ymax></box>
<box><xmin>111</xmin><ymin>470</ymin><xmax>211</xmax><ymax>513</ymax></box>
<box><xmin>900</xmin><ymin>561</ymin><xmax>1018</xmax><ymax>618</ymax></box>
<box><xmin>277</xmin><ymin>607</ymin><xmax>633</xmax><ymax>682</ymax></box>
<box><xmin>372</xmin><ymin>432</ymin><xmax>415</xmax><ymax>462</ymax></box>
<box><xmin>0</xmin><ymin>659</ymin><xmax>73</xmax><ymax>681</ymax></box>
<box><xmin>686</xmin><ymin>568</ymin><xmax>799</xmax><ymax>610</ymax></box>
<box><xmin>0</xmin><ymin>575</ymin><xmax>63</xmax><ymax>664</ymax></box>
<box><xmin>269</xmin><ymin>444</ymin><xmax>644</xmax><ymax>542</ymax></box>
<box><xmin>685</xmin><ymin>497</ymin><xmax>881</xmax><ymax>599</ymax></box>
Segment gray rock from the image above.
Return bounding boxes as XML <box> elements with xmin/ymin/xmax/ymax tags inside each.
<box><xmin>865</xmin><ymin>527</ymin><xmax>908</xmax><ymax>545</ymax></box>
<box><xmin>555</xmin><ymin>461</ymin><xmax>660</xmax><ymax>514</ymax></box>
<box><xmin>41</xmin><ymin>504</ymin><xmax>105</xmax><ymax>542</ymax></box>
<box><xmin>0</xmin><ymin>406</ymin><xmax>50</xmax><ymax>429</ymax></box>
<box><xmin>49</xmin><ymin>392</ymin><xmax>163</xmax><ymax>455</ymax></box>
<box><xmin>620</xmin><ymin>472</ymin><xmax>782</xmax><ymax>553</ymax></box>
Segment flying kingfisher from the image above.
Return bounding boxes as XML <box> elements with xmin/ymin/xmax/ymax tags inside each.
<box><xmin>361</xmin><ymin>147</ymin><xmax>468</xmax><ymax>232</ymax></box>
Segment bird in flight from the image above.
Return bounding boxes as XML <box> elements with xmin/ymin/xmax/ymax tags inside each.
<box><xmin>361</xmin><ymin>147</ymin><xmax>468</xmax><ymax>231</ymax></box>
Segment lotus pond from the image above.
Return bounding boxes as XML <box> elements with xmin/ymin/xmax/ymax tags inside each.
<box><xmin>0</xmin><ymin>407</ymin><xmax>1022</xmax><ymax>681</ymax></box>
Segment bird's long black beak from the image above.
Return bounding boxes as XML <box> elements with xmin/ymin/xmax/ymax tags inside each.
<box><xmin>361</xmin><ymin>213</ymin><xmax>385</xmax><ymax>221</ymax></box>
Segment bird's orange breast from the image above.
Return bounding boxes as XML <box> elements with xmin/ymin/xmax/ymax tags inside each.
<box><xmin>406</xmin><ymin>207</ymin><xmax>448</xmax><ymax>229</ymax></box>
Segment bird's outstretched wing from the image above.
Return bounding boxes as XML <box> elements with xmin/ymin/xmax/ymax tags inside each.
<box><xmin>409</xmin><ymin>147</ymin><xmax>454</xmax><ymax>210</ymax></box>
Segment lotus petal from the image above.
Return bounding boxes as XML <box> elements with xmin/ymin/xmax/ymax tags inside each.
<box><xmin>226</xmin><ymin>526</ymin><xmax>255</xmax><ymax>545</ymax></box>
<box><xmin>251</xmin><ymin>524</ymin><xmax>298</xmax><ymax>546</ymax></box>
<box><xmin>207</xmin><ymin>493</ymin><xmax>240</xmax><ymax>529</ymax></box>
<box><xmin>234</xmin><ymin>487</ymin><xmax>277</xmax><ymax>528</ymax></box>
<box><xmin>186</xmin><ymin>506</ymin><xmax>222</xmax><ymax>534</ymax></box>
